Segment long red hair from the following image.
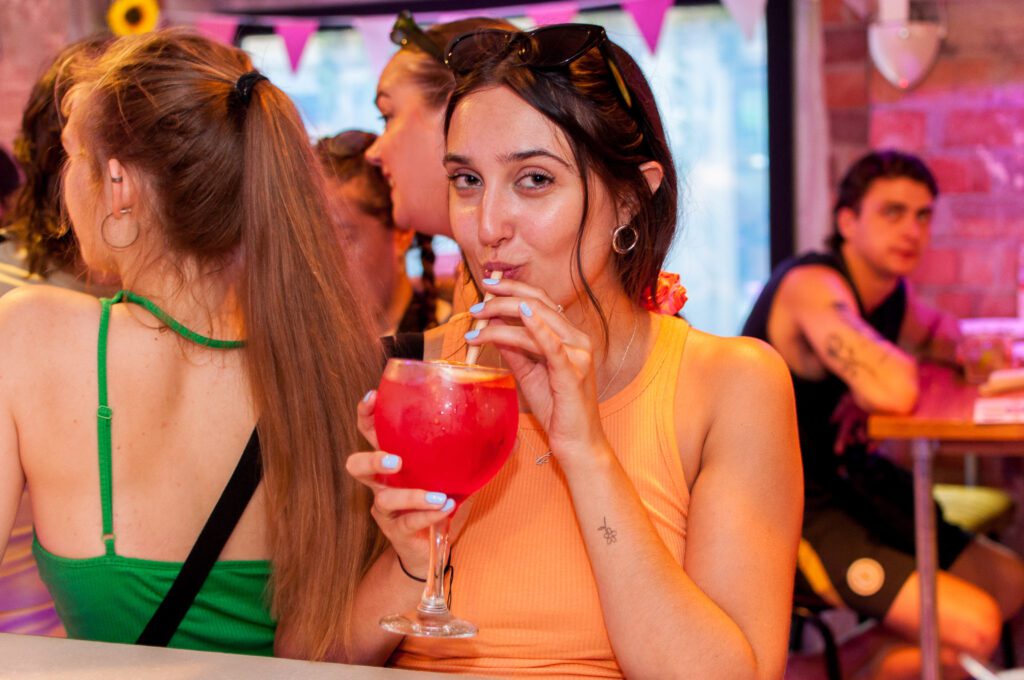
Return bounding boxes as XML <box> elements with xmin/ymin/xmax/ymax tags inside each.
<box><xmin>71</xmin><ymin>29</ymin><xmax>383</xmax><ymax>659</ymax></box>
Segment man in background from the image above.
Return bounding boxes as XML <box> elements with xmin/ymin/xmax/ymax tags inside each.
<box><xmin>743</xmin><ymin>150</ymin><xmax>1024</xmax><ymax>678</ymax></box>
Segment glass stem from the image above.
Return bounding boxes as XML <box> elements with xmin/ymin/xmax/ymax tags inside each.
<box><xmin>417</xmin><ymin>518</ymin><xmax>450</xmax><ymax>615</ymax></box>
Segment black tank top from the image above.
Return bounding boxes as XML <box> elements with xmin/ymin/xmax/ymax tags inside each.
<box><xmin>742</xmin><ymin>252</ymin><xmax>906</xmax><ymax>505</ymax></box>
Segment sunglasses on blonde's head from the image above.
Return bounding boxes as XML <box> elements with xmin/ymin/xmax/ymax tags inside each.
<box><xmin>444</xmin><ymin>24</ymin><xmax>633</xmax><ymax>110</ymax></box>
<box><xmin>390</xmin><ymin>10</ymin><xmax>445</xmax><ymax>63</ymax></box>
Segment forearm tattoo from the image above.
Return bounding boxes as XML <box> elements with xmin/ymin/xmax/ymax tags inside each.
<box><xmin>825</xmin><ymin>302</ymin><xmax>882</xmax><ymax>378</ymax></box>
<box><xmin>598</xmin><ymin>517</ymin><xmax>618</xmax><ymax>545</ymax></box>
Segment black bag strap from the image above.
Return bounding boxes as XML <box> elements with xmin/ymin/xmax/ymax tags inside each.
<box><xmin>136</xmin><ymin>429</ymin><xmax>263</xmax><ymax>647</ymax></box>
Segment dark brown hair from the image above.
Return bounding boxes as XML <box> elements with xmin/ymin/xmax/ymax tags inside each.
<box><xmin>316</xmin><ymin>130</ymin><xmax>439</xmax><ymax>331</ymax></box>
<box><xmin>829</xmin><ymin>149</ymin><xmax>938</xmax><ymax>252</ymax></box>
<box><xmin>3</xmin><ymin>36</ymin><xmax>110</xmax><ymax>276</ymax></box>
<box><xmin>0</xmin><ymin>147</ymin><xmax>18</xmax><ymax>210</ymax></box>
<box><xmin>70</xmin><ymin>29</ymin><xmax>383</xmax><ymax>659</ymax></box>
<box><xmin>444</xmin><ymin>32</ymin><xmax>679</xmax><ymax>334</ymax></box>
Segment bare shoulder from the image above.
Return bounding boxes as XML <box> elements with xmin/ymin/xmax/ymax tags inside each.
<box><xmin>682</xmin><ymin>327</ymin><xmax>791</xmax><ymax>399</ymax></box>
<box><xmin>0</xmin><ymin>286</ymin><xmax>99</xmax><ymax>359</ymax></box>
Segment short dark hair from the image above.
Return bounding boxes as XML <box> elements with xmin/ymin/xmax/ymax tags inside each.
<box><xmin>828</xmin><ymin>149</ymin><xmax>938</xmax><ymax>252</ymax></box>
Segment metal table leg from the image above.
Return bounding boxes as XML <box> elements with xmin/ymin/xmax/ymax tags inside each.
<box><xmin>913</xmin><ymin>437</ymin><xmax>940</xmax><ymax>680</ymax></box>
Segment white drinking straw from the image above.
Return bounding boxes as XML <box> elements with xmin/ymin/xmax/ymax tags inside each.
<box><xmin>464</xmin><ymin>270</ymin><xmax>502</xmax><ymax>366</ymax></box>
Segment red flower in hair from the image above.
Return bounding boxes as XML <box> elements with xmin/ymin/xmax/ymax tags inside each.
<box><xmin>642</xmin><ymin>271</ymin><xmax>687</xmax><ymax>316</ymax></box>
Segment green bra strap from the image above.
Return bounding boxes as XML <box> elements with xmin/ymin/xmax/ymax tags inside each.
<box><xmin>94</xmin><ymin>291</ymin><xmax>242</xmax><ymax>557</ymax></box>
<box><xmin>97</xmin><ymin>292</ymin><xmax>124</xmax><ymax>556</ymax></box>
<box><xmin>122</xmin><ymin>291</ymin><xmax>244</xmax><ymax>349</ymax></box>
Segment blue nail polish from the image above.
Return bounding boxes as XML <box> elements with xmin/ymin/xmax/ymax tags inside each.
<box><xmin>381</xmin><ymin>454</ymin><xmax>400</xmax><ymax>469</ymax></box>
<box><xmin>464</xmin><ymin>329</ymin><xmax>480</xmax><ymax>340</ymax></box>
<box><xmin>520</xmin><ymin>302</ymin><xmax>533</xmax><ymax>318</ymax></box>
<box><xmin>425</xmin><ymin>492</ymin><xmax>447</xmax><ymax>505</ymax></box>
<box><xmin>482</xmin><ymin>278</ymin><xmax>500</xmax><ymax>285</ymax></box>
<box><xmin>469</xmin><ymin>302</ymin><xmax>485</xmax><ymax>313</ymax></box>
<box><xmin>441</xmin><ymin>498</ymin><xmax>455</xmax><ymax>512</ymax></box>
<box><xmin>362</xmin><ymin>390</ymin><xmax>375</xmax><ymax>403</ymax></box>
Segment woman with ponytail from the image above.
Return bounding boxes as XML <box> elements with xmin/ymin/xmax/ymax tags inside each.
<box><xmin>0</xmin><ymin>29</ymin><xmax>383</xmax><ymax>660</ymax></box>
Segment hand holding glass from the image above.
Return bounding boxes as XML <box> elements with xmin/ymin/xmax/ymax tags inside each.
<box><xmin>374</xmin><ymin>359</ymin><xmax>518</xmax><ymax>637</ymax></box>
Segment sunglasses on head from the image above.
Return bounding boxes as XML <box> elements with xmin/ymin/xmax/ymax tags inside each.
<box><xmin>390</xmin><ymin>10</ymin><xmax>445</xmax><ymax>64</ymax></box>
<box><xmin>445</xmin><ymin>24</ymin><xmax>633</xmax><ymax>110</ymax></box>
<box><xmin>318</xmin><ymin>130</ymin><xmax>376</xmax><ymax>161</ymax></box>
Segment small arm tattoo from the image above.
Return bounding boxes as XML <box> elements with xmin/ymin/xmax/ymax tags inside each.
<box><xmin>824</xmin><ymin>301</ymin><xmax>884</xmax><ymax>378</ymax></box>
<box><xmin>597</xmin><ymin>517</ymin><xmax>617</xmax><ymax>545</ymax></box>
<box><xmin>825</xmin><ymin>333</ymin><xmax>872</xmax><ymax>378</ymax></box>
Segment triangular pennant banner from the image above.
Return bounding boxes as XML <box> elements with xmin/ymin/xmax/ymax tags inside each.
<box><xmin>622</xmin><ymin>0</ymin><xmax>673</xmax><ymax>54</ymax></box>
<box><xmin>721</xmin><ymin>0</ymin><xmax>766</xmax><ymax>40</ymax></box>
<box><xmin>273</xmin><ymin>18</ymin><xmax>319</xmax><ymax>73</ymax></box>
<box><xmin>195</xmin><ymin>14</ymin><xmax>240</xmax><ymax>46</ymax></box>
<box><xmin>525</xmin><ymin>1</ymin><xmax>580</xmax><ymax>27</ymax></box>
<box><xmin>352</xmin><ymin>16</ymin><xmax>397</xmax><ymax>80</ymax></box>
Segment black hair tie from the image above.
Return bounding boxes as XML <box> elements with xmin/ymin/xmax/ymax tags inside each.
<box><xmin>235</xmin><ymin>71</ymin><xmax>268</xmax><ymax>106</ymax></box>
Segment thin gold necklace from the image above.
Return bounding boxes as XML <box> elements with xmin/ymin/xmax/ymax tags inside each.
<box><xmin>596</xmin><ymin>313</ymin><xmax>639</xmax><ymax>402</ymax></box>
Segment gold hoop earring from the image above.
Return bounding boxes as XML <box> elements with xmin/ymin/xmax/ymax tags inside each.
<box><xmin>611</xmin><ymin>223</ymin><xmax>638</xmax><ymax>255</ymax></box>
<box><xmin>100</xmin><ymin>208</ymin><xmax>139</xmax><ymax>249</ymax></box>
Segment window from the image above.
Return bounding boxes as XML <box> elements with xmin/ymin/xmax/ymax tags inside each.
<box><xmin>242</xmin><ymin>4</ymin><xmax>769</xmax><ymax>335</ymax></box>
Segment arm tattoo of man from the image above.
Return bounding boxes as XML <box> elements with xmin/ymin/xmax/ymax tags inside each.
<box><xmin>825</xmin><ymin>334</ymin><xmax>868</xmax><ymax>377</ymax></box>
<box><xmin>825</xmin><ymin>302</ymin><xmax>881</xmax><ymax>378</ymax></box>
<box><xmin>598</xmin><ymin>517</ymin><xmax>617</xmax><ymax>545</ymax></box>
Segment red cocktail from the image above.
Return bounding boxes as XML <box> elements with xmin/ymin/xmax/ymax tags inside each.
<box><xmin>374</xmin><ymin>359</ymin><xmax>518</xmax><ymax>637</ymax></box>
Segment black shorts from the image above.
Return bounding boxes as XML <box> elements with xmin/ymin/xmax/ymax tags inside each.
<box><xmin>796</xmin><ymin>455</ymin><xmax>973</xmax><ymax>620</ymax></box>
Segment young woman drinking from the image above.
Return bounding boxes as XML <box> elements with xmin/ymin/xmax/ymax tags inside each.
<box><xmin>347</xmin><ymin>24</ymin><xmax>802</xmax><ymax>679</ymax></box>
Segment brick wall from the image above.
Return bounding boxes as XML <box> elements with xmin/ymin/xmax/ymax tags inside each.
<box><xmin>0</xmin><ymin>0</ymin><xmax>215</xmax><ymax>152</ymax></box>
<box><xmin>0</xmin><ymin>1</ymin><xmax>76</xmax><ymax>150</ymax></box>
<box><xmin>823</xmin><ymin>0</ymin><xmax>1024</xmax><ymax>318</ymax></box>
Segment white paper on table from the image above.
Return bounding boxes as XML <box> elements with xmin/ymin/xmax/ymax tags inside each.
<box><xmin>979</xmin><ymin>368</ymin><xmax>1024</xmax><ymax>396</ymax></box>
<box><xmin>973</xmin><ymin>397</ymin><xmax>1024</xmax><ymax>424</ymax></box>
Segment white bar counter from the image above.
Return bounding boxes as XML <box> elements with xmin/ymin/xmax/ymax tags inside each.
<box><xmin>0</xmin><ymin>633</ymin><xmax>479</xmax><ymax>679</ymax></box>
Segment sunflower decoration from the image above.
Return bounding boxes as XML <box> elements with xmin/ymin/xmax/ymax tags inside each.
<box><xmin>107</xmin><ymin>0</ymin><xmax>161</xmax><ymax>36</ymax></box>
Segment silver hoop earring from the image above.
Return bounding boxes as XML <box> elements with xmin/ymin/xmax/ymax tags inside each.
<box><xmin>100</xmin><ymin>210</ymin><xmax>139</xmax><ymax>249</ymax></box>
<box><xmin>611</xmin><ymin>223</ymin><xmax>638</xmax><ymax>255</ymax></box>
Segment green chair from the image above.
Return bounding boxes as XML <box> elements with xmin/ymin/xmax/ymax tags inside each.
<box><xmin>933</xmin><ymin>483</ymin><xmax>1017</xmax><ymax>667</ymax></box>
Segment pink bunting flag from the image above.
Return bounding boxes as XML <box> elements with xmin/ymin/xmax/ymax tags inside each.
<box><xmin>273</xmin><ymin>17</ymin><xmax>319</xmax><ymax>73</ymax></box>
<box><xmin>622</xmin><ymin>0</ymin><xmax>673</xmax><ymax>54</ymax></box>
<box><xmin>195</xmin><ymin>14</ymin><xmax>240</xmax><ymax>46</ymax></box>
<box><xmin>352</xmin><ymin>16</ymin><xmax>397</xmax><ymax>79</ymax></box>
<box><xmin>721</xmin><ymin>0</ymin><xmax>767</xmax><ymax>40</ymax></box>
<box><xmin>525</xmin><ymin>1</ymin><xmax>580</xmax><ymax>27</ymax></box>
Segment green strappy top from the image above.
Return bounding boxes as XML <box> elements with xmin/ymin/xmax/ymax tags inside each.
<box><xmin>33</xmin><ymin>291</ymin><xmax>276</xmax><ymax>655</ymax></box>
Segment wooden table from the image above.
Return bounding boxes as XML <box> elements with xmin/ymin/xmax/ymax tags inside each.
<box><xmin>868</xmin><ymin>365</ymin><xmax>1024</xmax><ymax>680</ymax></box>
<box><xmin>0</xmin><ymin>632</ymin><xmax>478</xmax><ymax>679</ymax></box>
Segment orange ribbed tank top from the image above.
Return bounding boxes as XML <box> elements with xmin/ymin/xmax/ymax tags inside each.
<box><xmin>391</xmin><ymin>312</ymin><xmax>691</xmax><ymax>678</ymax></box>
